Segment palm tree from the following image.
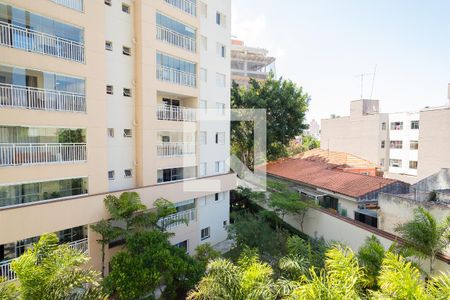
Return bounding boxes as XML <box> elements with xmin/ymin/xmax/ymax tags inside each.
<box><xmin>11</xmin><ymin>233</ymin><xmax>106</xmax><ymax>300</ymax></box>
<box><xmin>395</xmin><ymin>207</ymin><xmax>450</xmax><ymax>274</ymax></box>
<box><xmin>90</xmin><ymin>219</ymin><xmax>122</xmax><ymax>277</ymax></box>
<box><xmin>0</xmin><ymin>277</ymin><xmax>18</xmax><ymax>300</ymax></box>
<box><xmin>357</xmin><ymin>235</ymin><xmax>385</xmax><ymax>289</ymax></box>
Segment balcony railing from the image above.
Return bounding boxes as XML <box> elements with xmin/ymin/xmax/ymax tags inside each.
<box><xmin>0</xmin><ymin>143</ymin><xmax>87</xmax><ymax>167</ymax></box>
<box><xmin>0</xmin><ymin>83</ymin><xmax>86</xmax><ymax>112</ymax></box>
<box><xmin>158</xmin><ymin>208</ymin><xmax>196</xmax><ymax>230</ymax></box>
<box><xmin>156</xmin><ymin>65</ymin><xmax>196</xmax><ymax>88</ymax></box>
<box><xmin>51</xmin><ymin>0</ymin><xmax>84</xmax><ymax>11</ymax></box>
<box><xmin>157</xmin><ymin>104</ymin><xmax>196</xmax><ymax>122</ymax></box>
<box><xmin>156</xmin><ymin>25</ymin><xmax>196</xmax><ymax>53</ymax></box>
<box><xmin>157</xmin><ymin>142</ymin><xmax>195</xmax><ymax>157</ymax></box>
<box><xmin>0</xmin><ymin>238</ymin><xmax>88</xmax><ymax>282</ymax></box>
<box><xmin>0</xmin><ymin>21</ymin><xmax>85</xmax><ymax>63</ymax></box>
<box><xmin>164</xmin><ymin>0</ymin><xmax>196</xmax><ymax>16</ymax></box>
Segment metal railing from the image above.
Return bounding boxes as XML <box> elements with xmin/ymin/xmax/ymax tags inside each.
<box><xmin>157</xmin><ymin>142</ymin><xmax>195</xmax><ymax>157</ymax></box>
<box><xmin>156</xmin><ymin>25</ymin><xmax>196</xmax><ymax>52</ymax></box>
<box><xmin>157</xmin><ymin>104</ymin><xmax>196</xmax><ymax>122</ymax></box>
<box><xmin>0</xmin><ymin>83</ymin><xmax>86</xmax><ymax>112</ymax></box>
<box><xmin>164</xmin><ymin>0</ymin><xmax>196</xmax><ymax>16</ymax></box>
<box><xmin>0</xmin><ymin>21</ymin><xmax>85</xmax><ymax>63</ymax></box>
<box><xmin>156</xmin><ymin>65</ymin><xmax>196</xmax><ymax>88</ymax></box>
<box><xmin>158</xmin><ymin>208</ymin><xmax>196</xmax><ymax>230</ymax></box>
<box><xmin>0</xmin><ymin>238</ymin><xmax>88</xmax><ymax>282</ymax></box>
<box><xmin>51</xmin><ymin>0</ymin><xmax>84</xmax><ymax>11</ymax></box>
<box><xmin>0</xmin><ymin>143</ymin><xmax>87</xmax><ymax>167</ymax></box>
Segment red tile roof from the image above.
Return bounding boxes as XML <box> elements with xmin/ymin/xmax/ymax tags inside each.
<box><xmin>266</xmin><ymin>158</ymin><xmax>399</xmax><ymax>198</ymax></box>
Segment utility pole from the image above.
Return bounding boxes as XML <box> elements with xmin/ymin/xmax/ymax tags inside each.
<box><xmin>354</xmin><ymin>73</ymin><xmax>372</xmax><ymax>99</ymax></box>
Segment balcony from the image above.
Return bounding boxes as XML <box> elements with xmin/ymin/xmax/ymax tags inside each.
<box><xmin>164</xmin><ymin>0</ymin><xmax>196</xmax><ymax>16</ymax></box>
<box><xmin>0</xmin><ymin>83</ymin><xmax>86</xmax><ymax>113</ymax></box>
<box><xmin>0</xmin><ymin>143</ymin><xmax>87</xmax><ymax>167</ymax></box>
<box><xmin>157</xmin><ymin>208</ymin><xmax>196</xmax><ymax>230</ymax></box>
<box><xmin>0</xmin><ymin>238</ymin><xmax>88</xmax><ymax>282</ymax></box>
<box><xmin>0</xmin><ymin>21</ymin><xmax>85</xmax><ymax>63</ymax></box>
<box><xmin>157</xmin><ymin>104</ymin><xmax>196</xmax><ymax>122</ymax></box>
<box><xmin>157</xmin><ymin>142</ymin><xmax>195</xmax><ymax>157</ymax></box>
<box><xmin>156</xmin><ymin>25</ymin><xmax>196</xmax><ymax>53</ymax></box>
<box><xmin>156</xmin><ymin>65</ymin><xmax>196</xmax><ymax>88</ymax></box>
<box><xmin>50</xmin><ymin>0</ymin><xmax>84</xmax><ymax>11</ymax></box>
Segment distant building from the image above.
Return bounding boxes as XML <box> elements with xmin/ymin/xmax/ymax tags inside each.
<box><xmin>304</xmin><ymin>119</ymin><xmax>321</xmax><ymax>139</ymax></box>
<box><xmin>231</xmin><ymin>39</ymin><xmax>276</xmax><ymax>87</ymax></box>
<box><xmin>321</xmin><ymin>85</ymin><xmax>450</xmax><ymax>183</ymax></box>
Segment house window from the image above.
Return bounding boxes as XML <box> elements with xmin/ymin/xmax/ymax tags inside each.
<box><xmin>107</xmin><ymin>128</ymin><xmax>114</xmax><ymax>137</ymax></box>
<box><xmin>108</xmin><ymin>170</ymin><xmax>115</xmax><ymax>180</ymax></box>
<box><xmin>215</xmin><ymin>132</ymin><xmax>225</xmax><ymax>144</ymax></box>
<box><xmin>409</xmin><ymin>161</ymin><xmax>418</xmax><ymax>169</ymax></box>
<box><xmin>200</xmin><ymin>2</ymin><xmax>207</xmax><ymax>18</ymax></box>
<box><xmin>199</xmin><ymin>162</ymin><xmax>207</xmax><ymax>177</ymax></box>
<box><xmin>216</xmin><ymin>12</ymin><xmax>226</xmax><ymax>27</ymax></box>
<box><xmin>122</xmin><ymin>46</ymin><xmax>131</xmax><ymax>56</ymax></box>
<box><xmin>319</xmin><ymin>196</ymin><xmax>338</xmax><ymax>211</ymax></box>
<box><xmin>215</xmin><ymin>161</ymin><xmax>224</xmax><ymax>173</ymax></box>
<box><xmin>122</xmin><ymin>3</ymin><xmax>130</xmax><ymax>13</ymax></box>
<box><xmin>390</xmin><ymin>121</ymin><xmax>403</xmax><ymax>130</ymax></box>
<box><xmin>123</xmin><ymin>129</ymin><xmax>132</xmax><ymax>137</ymax></box>
<box><xmin>106</xmin><ymin>85</ymin><xmax>114</xmax><ymax>95</ymax></box>
<box><xmin>215</xmin><ymin>193</ymin><xmax>219</xmax><ymax>201</ymax></box>
<box><xmin>201</xmin><ymin>35</ymin><xmax>207</xmax><ymax>51</ymax></box>
<box><xmin>201</xmin><ymin>227</ymin><xmax>210</xmax><ymax>240</ymax></box>
<box><xmin>123</xmin><ymin>88</ymin><xmax>132</xmax><ymax>97</ymax></box>
<box><xmin>200</xmin><ymin>131</ymin><xmax>207</xmax><ymax>145</ymax></box>
<box><xmin>105</xmin><ymin>0</ymin><xmax>112</xmax><ymax>6</ymax></box>
<box><xmin>200</xmin><ymin>68</ymin><xmax>207</xmax><ymax>82</ymax></box>
<box><xmin>389</xmin><ymin>159</ymin><xmax>402</xmax><ymax>168</ymax></box>
<box><xmin>216</xmin><ymin>73</ymin><xmax>226</xmax><ymax>87</ymax></box>
<box><xmin>105</xmin><ymin>40</ymin><xmax>113</xmax><ymax>51</ymax></box>
<box><xmin>354</xmin><ymin>211</ymin><xmax>378</xmax><ymax>228</ymax></box>
<box><xmin>389</xmin><ymin>140</ymin><xmax>403</xmax><ymax>149</ymax></box>
<box><xmin>216</xmin><ymin>102</ymin><xmax>225</xmax><ymax>115</ymax></box>
<box><xmin>381</xmin><ymin>122</ymin><xmax>386</xmax><ymax>130</ymax></box>
<box><xmin>124</xmin><ymin>169</ymin><xmax>132</xmax><ymax>178</ymax></box>
<box><xmin>216</xmin><ymin>43</ymin><xmax>226</xmax><ymax>58</ymax></box>
<box><xmin>410</xmin><ymin>140</ymin><xmax>419</xmax><ymax>150</ymax></box>
<box><xmin>175</xmin><ymin>240</ymin><xmax>189</xmax><ymax>253</ymax></box>
<box><xmin>381</xmin><ymin>140</ymin><xmax>385</xmax><ymax>149</ymax></box>
<box><xmin>411</xmin><ymin>120</ymin><xmax>419</xmax><ymax>130</ymax></box>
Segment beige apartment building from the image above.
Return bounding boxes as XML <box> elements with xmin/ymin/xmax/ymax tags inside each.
<box><xmin>321</xmin><ymin>89</ymin><xmax>450</xmax><ymax>183</ymax></box>
<box><xmin>0</xmin><ymin>0</ymin><xmax>235</xmax><ymax>280</ymax></box>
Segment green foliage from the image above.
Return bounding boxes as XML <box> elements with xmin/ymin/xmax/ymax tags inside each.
<box><xmin>286</xmin><ymin>236</ymin><xmax>328</xmax><ymax>271</ymax></box>
<box><xmin>90</xmin><ymin>219</ymin><xmax>122</xmax><ymax>277</ymax></box>
<box><xmin>301</xmin><ymin>135</ymin><xmax>320</xmax><ymax>151</ymax></box>
<box><xmin>194</xmin><ymin>243</ymin><xmax>221</xmax><ymax>268</ymax></box>
<box><xmin>11</xmin><ymin>233</ymin><xmax>105</xmax><ymax>300</ymax></box>
<box><xmin>395</xmin><ymin>207</ymin><xmax>450</xmax><ymax>274</ymax></box>
<box><xmin>0</xmin><ymin>278</ymin><xmax>19</xmax><ymax>300</ymax></box>
<box><xmin>357</xmin><ymin>235</ymin><xmax>385</xmax><ymax>289</ymax></box>
<box><xmin>231</xmin><ymin>75</ymin><xmax>309</xmax><ymax>168</ymax></box>
<box><xmin>104</xmin><ymin>192</ymin><xmax>148</xmax><ymax>231</ymax></box>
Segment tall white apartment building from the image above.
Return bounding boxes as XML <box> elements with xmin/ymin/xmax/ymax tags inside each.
<box><xmin>321</xmin><ymin>91</ymin><xmax>450</xmax><ymax>183</ymax></box>
<box><xmin>0</xmin><ymin>0</ymin><xmax>235</xmax><ymax>280</ymax></box>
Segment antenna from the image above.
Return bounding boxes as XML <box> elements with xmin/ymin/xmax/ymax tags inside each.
<box><xmin>370</xmin><ymin>65</ymin><xmax>377</xmax><ymax>100</ymax></box>
<box><xmin>354</xmin><ymin>72</ymin><xmax>373</xmax><ymax>99</ymax></box>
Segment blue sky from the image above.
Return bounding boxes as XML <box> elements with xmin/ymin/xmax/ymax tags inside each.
<box><xmin>231</xmin><ymin>0</ymin><xmax>450</xmax><ymax>122</ymax></box>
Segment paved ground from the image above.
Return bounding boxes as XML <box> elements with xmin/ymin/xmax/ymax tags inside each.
<box><xmin>213</xmin><ymin>239</ymin><xmax>235</xmax><ymax>254</ymax></box>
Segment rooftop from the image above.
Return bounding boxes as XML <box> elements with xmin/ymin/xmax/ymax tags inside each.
<box><xmin>295</xmin><ymin>148</ymin><xmax>379</xmax><ymax>169</ymax></box>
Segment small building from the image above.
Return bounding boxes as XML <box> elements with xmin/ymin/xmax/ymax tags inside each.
<box><xmin>266</xmin><ymin>158</ymin><xmax>410</xmax><ymax>228</ymax></box>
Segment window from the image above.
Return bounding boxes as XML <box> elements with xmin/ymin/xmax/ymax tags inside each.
<box><xmin>175</xmin><ymin>240</ymin><xmax>189</xmax><ymax>253</ymax></box>
<box><xmin>216</xmin><ymin>43</ymin><xmax>226</xmax><ymax>58</ymax></box>
<box><xmin>409</xmin><ymin>161</ymin><xmax>418</xmax><ymax>169</ymax></box>
<box><xmin>108</xmin><ymin>171</ymin><xmax>115</xmax><ymax>180</ymax></box>
<box><xmin>200</xmin><ymin>100</ymin><xmax>207</xmax><ymax>111</ymax></box>
<box><xmin>123</xmin><ymin>129</ymin><xmax>132</xmax><ymax>137</ymax></box>
<box><xmin>223</xmin><ymin>220</ymin><xmax>227</xmax><ymax>228</ymax></box>
<box><xmin>200</xmin><ymin>131</ymin><xmax>207</xmax><ymax>145</ymax></box>
<box><xmin>124</xmin><ymin>169</ymin><xmax>132</xmax><ymax>178</ymax></box>
<box><xmin>200</xmin><ymin>2</ymin><xmax>207</xmax><ymax>18</ymax></box>
<box><xmin>354</xmin><ymin>211</ymin><xmax>377</xmax><ymax>228</ymax></box>
<box><xmin>411</xmin><ymin>120</ymin><xmax>419</xmax><ymax>130</ymax></box>
<box><xmin>123</xmin><ymin>88</ymin><xmax>132</xmax><ymax>97</ymax></box>
<box><xmin>215</xmin><ymin>161</ymin><xmax>224</xmax><ymax>173</ymax></box>
<box><xmin>216</xmin><ymin>102</ymin><xmax>225</xmax><ymax>115</ymax></box>
<box><xmin>199</xmin><ymin>162</ymin><xmax>207</xmax><ymax>177</ymax></box>
<box><xmin>390</xmin><ymin>121</ymin><xmax>403</xmax><ymax>130</ymax></box>
<box><xmin>380</xmin><ymin>159</ymin><xmax>385</xmax><ymax>166</ymax></box>
<box><xmin>105</xmin><ymin>40</ymin><xmax>113</xmax><ymax>51</ymax></box>
<box><xmin>410</xmin><ymin>140</ymin><xmax>419</xmax><ymax>150</ymax></box>
<box><xmin>201</xmin><ymin>35</ymin><xmax>207</xmax><ymax>51</ymax></box>
<box><xmin>105</xmin><ymin>0</ymin><xmax>112</xmax><ymax>6</ymax></box>
<box><xmin>381</xmin><ymin>140</ymin><xmax>385</xmax><ymax>149</ymax></box>
<box><xmin>215</xmin><ymin>193</ymin><xmax>219</xmax><ymax>201</ymax></box>
<box><xmin>122</xmin><ymin>46</ymin><xmax>131</xmax><ymax>56</ymax></box>
<box><xmin>389</xmin><ymin>159</ymin><xmax>402</xmax><ymax>168</ymax></box>
<box><xmin>200</xmin><ymin>68</ymin><xmax>207</xmax><ymax>82</ymax></box>
<box><xmin>107</xmin><ymin>128</ymin><xmax>115</xmax><ymax>137</ymax></box>
<box><xmin>215</xmin><ymin>132</ymin><xmax>225</xmax><ymax>144</ymax></box>
<box><xmin>157</xmin><ymin>166</ymin><xmax>196</xmax><ymax>183</ymax></box>
<box><xmin>216</xmin><ymin>12</ymin><xmax>226</xmax><ymax>27</ymax></box>
<box><xmin>216</xmin><ymin>73</ymin><xmax>226</xmax><ymax>87</ymax></box>
<box><xmin>201</xmin><ymin>227</ymin><xmax>210</xmax><ymax>240</ymax></box>
<box><xmin>381</xmin><ymin>122</ymin><xmax>386</xmax><ymax>130</ymax></box>
<box><xmin>389</xmin><ymin>140</ymin><xmax>403</xmax><ymax>149</ymax></box>
<box><xmin>106</xmin><ymin>85</ymin><xmax>114</xmax><ymax>95</ymax></box>
<box><xmin>122</xmin><ymin>3</ymin><xmax>130</xmax><ymax>13</ymax></box>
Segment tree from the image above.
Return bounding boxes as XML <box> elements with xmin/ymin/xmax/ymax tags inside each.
<box><xmin>0</xmin><ymin>278</ymin><xmax>18</xmax><ymax>300</ymax></box>
<box><xmin>301</xmin><ymin>135</ymin><xmax>320</xmax><ymax>151</ymax></box>
<box><xmin>90</xmin><ymin>219</ymin><xmax>122</xmax><ymax>277</ymax></box>
<box><xmin>231</xmin><ymin>75</ymin><xmax>309</xmax><ymax>169</ymax></box>
<box><xmin>357</xmin><ymin>235</ymin><xmax>385</xmax><ymax>289</ymax></box>
<box><xmin>395</xmin><ymin>207</ymin><xmax>450</xmax><ymax>274</ymax></box>
<box><xmin>11</xmin><ymin>233</ymin><xmax>105</xmax><ymax>300</ymax></box>
<box><xmin>194</xmin><ymin>243</ymin><xmax>221</xmax><ymax>268</ymax></box>
<box><xmin>104</xmin><ymin>192</ymin><xmax>148</xmax><ymax>232</ymax></box>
